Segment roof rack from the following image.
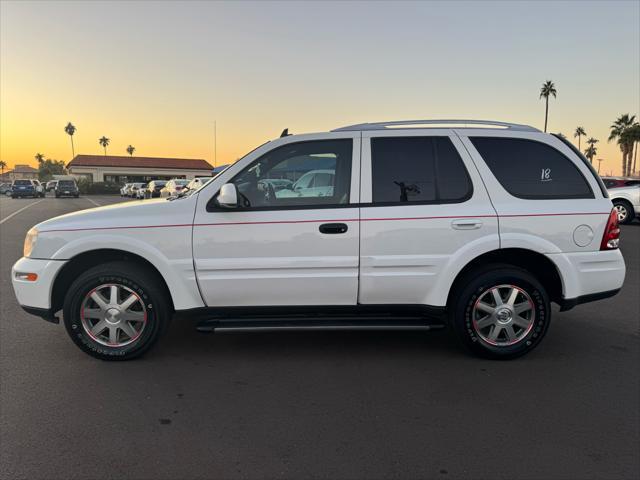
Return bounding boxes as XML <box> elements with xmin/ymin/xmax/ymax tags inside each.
<box><xmin>331</xmin><ymin>119</ymin><xmax>540</xmax><ymax>132</ymax></box>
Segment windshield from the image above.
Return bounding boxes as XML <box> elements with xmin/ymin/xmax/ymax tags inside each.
<box><xmin>175</xmin><ymin>179</ymin><xmax>189</xmax><ymax>186</ymax></box>
<box><xmin>58</xmin><ymin>180</ymin><xmax>76</xmax><ymax>187</ymax></box>
<box><xmin>14</xmin><ymin>180</ymin><xmax>32</xmax><ymax>186</ymax></box>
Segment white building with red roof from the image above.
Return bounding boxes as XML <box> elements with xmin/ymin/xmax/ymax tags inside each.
<box><xmin>66</xmin><ymin>155</ymin><xmax>214</xmax><ymax>183</ymax></box>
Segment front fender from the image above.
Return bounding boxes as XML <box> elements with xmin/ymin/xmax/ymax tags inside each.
<box><xmin>48</xmin><ymin>232</ymin><xmax>204</xmax><ymax>310</ymax></box>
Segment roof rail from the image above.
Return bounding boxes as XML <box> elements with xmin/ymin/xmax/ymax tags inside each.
<box><xmin>331</xmin><ymin>119</ymin><xmax>540</xmax><ymax>132</ymax></box>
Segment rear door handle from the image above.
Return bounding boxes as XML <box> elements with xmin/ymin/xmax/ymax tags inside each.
<box><xmin>451</xmin><ymin>219</ymin><xmax>483</xmax><ymax>230</ymax></box>
<box><xmin>319</xmin><ymin>223</ymin><xmax>348</xmax><ymax>234</ymax></box>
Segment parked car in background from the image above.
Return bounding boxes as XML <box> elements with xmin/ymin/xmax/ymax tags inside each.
<box><xmin>258</xmin><ymin>178</ymin><xmax>294</xmax><ymax>192</ymax></box>
<box><xmin>120</xmin><ymin>183</ymin><xmax>133</xmax><ymax>196</ymax></box>
<box><xmin>273</xmin><ymin>169</ymin><xmax>335</xmax><ymax>199</ymax></box>
<box><xmin>135</xmin><ymin>183</ymin><xmax>148</xmax><ymax>199</ymax></box>
<box><xmin>46</xmin><ymin>180</ymin><xmax>58</xmax><ymax>192</ymax></box>
<box><xmin>160</xmin><ymin>179</ymin><xmax>190</xmax><ymax>197</ymax></box>
<box><xmin>127</xmin><ymin>183</ymin><xmax>146</xmax><ymax>198</ymax></box>
<box><xmin>54</xmin><ymin>179</ymin><xmax>79</xmax><ymax>198</ymax></box>
<box><xmin>11</xmin><ymin>179</ymin><xmax>40</xmax><ymax>198</ymax></box>
<box><xmin>185</xmin><ymin>177</ymin><xmax>213</xmax><ymax>194</ymax></box>
<box><xmin>142</xmin><ymin>180</ymin><xmax>166</xmax><ymax>198</ymax></box>
<box><xmin>601</xmin><ymin>177</ymin><xmax>640</xmax><ymax>189</ymax></box>
<box><xmin>32</xmin><ymin>180</ymin><xmax>46</xmax><ymax>198</ymax></box>
<box><xmin>608</xmin><ymin>184</ymin><xmax>640</xmax><ymax>224</ymax></box>
<box><xmin>11</xmin><ymin>119</ymin><xmax>626</xmax><ymax>361</ymax></box>
<box><xmin>0</xmin><ymin>182</ymin><xmax>13</xmax><ymax>195</ymax></box>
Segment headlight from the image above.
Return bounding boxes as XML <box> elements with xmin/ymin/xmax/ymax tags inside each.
<box><xmin>23</xmin><ymin>227</ymin><xmax>38</xmax><ymax>258</ymax></box>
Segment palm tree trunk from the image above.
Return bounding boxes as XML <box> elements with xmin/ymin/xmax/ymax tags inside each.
<box><xmin>70</xmin><ymin>136</ymin><xmax>75</xmax><ymax>159</ymax></box>
<box><xmin>624</xmin><ymin>145</ymin><xmax>631</xmax><ymax>177</ymax></box>
<box><xmin>544</xmin><ymin>97</ymin><xmax>549</xmax><ymax>132</ymax></box>
<box><xmin>578</xmin><ymin>136</ymin><xmax>581</xmax><ymax>151</ymax></box>
<box><xmin>633</xmin><ymin>141</ymin><xmax>638</xmax><ymax>176</ymax></box>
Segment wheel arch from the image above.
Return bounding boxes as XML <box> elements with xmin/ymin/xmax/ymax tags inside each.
<box><xmin>50</xmin><ymin>249</ymin><xmax>175</xmax><ymax>314</ymax></box>
<box><xmin>446</xmin><ymin>248</ymin><xmax>564</xmax><ymax>308</ymax></box>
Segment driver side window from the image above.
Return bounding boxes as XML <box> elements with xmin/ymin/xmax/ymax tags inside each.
<box><xmin>228</xmin><ymin>139</ymin><xmax>353</xmax><ymax>209</ymax></box>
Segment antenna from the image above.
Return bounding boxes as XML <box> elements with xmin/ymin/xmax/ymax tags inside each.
<box><xmin>280</xmin><ymin>128</ymin><xmax>290</xmax><ymax>138</ymax></box>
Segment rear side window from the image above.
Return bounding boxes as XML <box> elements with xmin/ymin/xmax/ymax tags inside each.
<box><xmin>371</xmin><ymin>136</ymin><xmax>472</xmax><ymax>204</ymax></box>
<box><xmin>471</xmin><ymin>137</ymin><xmax>593</xmax><ymax>199</ymax></box>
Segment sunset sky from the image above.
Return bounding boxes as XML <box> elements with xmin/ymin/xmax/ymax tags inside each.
<box><xmin>1</xmin><ymin>0</ymin><xmax>638</xmax><ymax>175</ymax></box>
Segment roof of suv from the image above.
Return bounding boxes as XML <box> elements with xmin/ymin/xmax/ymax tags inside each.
<box><xmin>331</xmin><ymin>119</ymin><xmax>539</xmax><ymax>132</ymax></box>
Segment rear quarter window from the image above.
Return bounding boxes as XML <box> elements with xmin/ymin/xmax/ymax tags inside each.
<box><xmin>471</xmin><ymin>137</ymin><xmax>593</xmax><ymax>199</ymax></box>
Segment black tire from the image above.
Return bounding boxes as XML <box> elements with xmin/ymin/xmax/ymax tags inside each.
<box><xmin>612</xmin><ymin>199</ymin><xmax>635</xmax><ymax>225</ymax></box>
<box><xmin>449</xmin><ymin>264</ymin><xmax>551</xmax><ymax>360</ymax></box>
<box><xmin>63</xmin><ymin>261</ymin><xmax>171</xmax><ymax>361</ymax></box>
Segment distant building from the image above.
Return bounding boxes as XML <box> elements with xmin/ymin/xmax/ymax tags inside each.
<box><xmin>66</xmin><ymin>155</ymin><xmax>215</xmax><ymax>184</ymax></box>
<box><xmin>0</xmin><ymin>164</ymin><xmax>39</xmax><ymax>182</ymax></box>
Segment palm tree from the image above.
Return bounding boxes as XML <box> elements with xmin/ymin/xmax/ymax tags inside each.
<box><xmin>621</xmin><ymin>123</ymin><xmax>640</xmax><ymax>176</ymax></box>
<box><xmin>34</xmin><ymin>153</ymin><xmax>45</xmax><ymax>164</ymax></box>
<box><xmin>98</xmin><ymin>136</ymin><xmax>110</xmax><ymax>156</ymax></box>
<box><xmin>556</xmin><ymin>132</ymin><xmax>567</xmax><ymax>139</ymax></box>
<box><xmin>539</xmin><ymin>80</ymin><xmax>557</xmax><ymax>132</ymax></box>
<box><xmin>126</xmin><ymin>145</ymin><xmax>135</xmax><ymax>156</ymax></box>
<box><xmin>584</xmin><ymin>137</ymin><xmax>599</xmax><ymax>164</ymax></box>
<box><xmin>608</xmin><ymin>114</ymin><xmax>636</xmax><ymax>176</ymax></box>
<box><xmin>0</xmin><ymin>160</ymin><xmax>6</xmax><ymax>179</ymax></box>
<box><xmin>584</xmin><ymin>144</ymin><xmax>597</xmax><ymax>165</ymax></box>
<box><xmin>64</xmin><ymin>122</ymin><xmax>76</xmax><ymax>159</ymax></box>
<box><xmin>574</xmin><ymin>127</ymin><xmax>586</xmax><ymax>151</ymax></box>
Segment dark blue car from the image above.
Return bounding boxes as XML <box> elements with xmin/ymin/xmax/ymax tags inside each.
<box><xmin>10</xmin><ymin>179</ymin><xmax>38</xmax><ymax>198</ymax></box>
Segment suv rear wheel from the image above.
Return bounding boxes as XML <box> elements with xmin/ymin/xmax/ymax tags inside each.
<box><xmin>450</xmin><ymin>265</ymin><xmax>550</xmax><ymax>359</ymax></box>
<box><xmin>63</xmin><ymin>261</ymin><xmax>171</xmax><ymax>360</ymax></box>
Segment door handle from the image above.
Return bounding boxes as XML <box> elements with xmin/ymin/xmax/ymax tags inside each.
<box><xmin>319</xmin><ymin>223</ymin><xmax>348</xmax><ymax>234</ymax></box>
<box><xmin>451</xmin><ymin>219</ymin><xmax>483</xmax><ymax>230</ymax></box>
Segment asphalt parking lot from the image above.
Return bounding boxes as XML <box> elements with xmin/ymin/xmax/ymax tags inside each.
<box><xmin>1</xmin><ymin>194</ymin><xmax>638</xmax><ymax>480</ymax></box>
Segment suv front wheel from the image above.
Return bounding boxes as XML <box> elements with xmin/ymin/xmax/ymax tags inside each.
<box><xmin>450</xmin><ymin>265</ymin><xmax>551</xmax><ymax>359</ymax></box>
<box><xmin>63</xmin><ymin>261</ymin><xmax>171</xmax><ymax>360</ymax></box>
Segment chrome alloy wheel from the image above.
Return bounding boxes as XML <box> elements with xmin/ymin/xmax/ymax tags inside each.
<box><xmin>472</xmin><ymin>284</ymin><xmax>535</xmax><ymax>347</ymax></box>
<box><xmin>80</xmin><ymin>284</ymin><xmax>147</xmax><ymax>347</ymax></box>
<box><xmin>614</xmin><ymin>204</ymin><xmax>628</xmax><ymax>222</ymax></box>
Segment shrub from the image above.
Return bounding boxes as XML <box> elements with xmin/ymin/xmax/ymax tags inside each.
<box><xmin>76</xmin><ymin>179</ymin><xmax>121</xmax><ymax>195</ymax></box>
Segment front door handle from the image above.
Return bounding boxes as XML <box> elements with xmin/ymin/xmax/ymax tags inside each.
<box><xmin>319</xmin><ymin>223</ymin><xmax>348</xmax><ymax>234</ymax></box>
<box><xmin>451</xmin><ymin>219</ymin><xmax>483</xmax><ymax>230</ymax></box>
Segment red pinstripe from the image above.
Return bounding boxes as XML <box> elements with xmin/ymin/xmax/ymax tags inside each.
<box><xmin>38</xmin><ymin>212</ymin><xmax>610</xmax><ymax>233</ymax></box>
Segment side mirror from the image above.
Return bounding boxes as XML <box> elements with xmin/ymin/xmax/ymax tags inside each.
<box><xmin>218</xmin><ymin>183</ymin><xmax>238</xmax><ymax>208</ymax></box>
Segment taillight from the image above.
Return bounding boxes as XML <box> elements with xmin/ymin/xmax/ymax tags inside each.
<box><xmin>600</xmin><ymin>209</ymin><xmax>620</xmax><ymax>250</ymax></box>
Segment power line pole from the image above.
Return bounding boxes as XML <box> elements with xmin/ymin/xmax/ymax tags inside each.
<box><xmin>597</xmin><ymin>158</ymin><xmax>603</xmax><ymax>174</ymax></box>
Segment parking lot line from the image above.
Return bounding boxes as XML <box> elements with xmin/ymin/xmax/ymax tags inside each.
<box><xmin>0</xmin><ymin>199</ymin><xmax>45</xmax><ymax>225</ymax></box>
<box><xmin>84</xmin><ymin>197</ymin><xmax>101</xmax><ymax>207</ymax></box>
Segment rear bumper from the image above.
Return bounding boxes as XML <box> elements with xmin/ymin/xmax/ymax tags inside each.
<box><xmin>559</xmin><ymin>288</ymin><xmax>621</xmax><ymax>312</ymax></box>
<box><xmin>11</xmin><ymin>191</ymin><xmax>36</xmax><ymax>197</ymax></box>
<box><xmin>547</xmin><ymin>249</ymin><xmax>625</xmax><ymax>307</ymax></box>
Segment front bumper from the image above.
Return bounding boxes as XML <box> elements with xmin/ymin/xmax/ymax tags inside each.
<box><xmin>11</xmin><ymin>257</ymin><xmax>66</xmax><ymax>314</ymax></box>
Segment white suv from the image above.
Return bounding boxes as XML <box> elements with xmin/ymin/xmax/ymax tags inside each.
<box><xmin>11</xmin><ymin>120</ymin><xmax>625</xmax><ymax>360</ymax></box>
